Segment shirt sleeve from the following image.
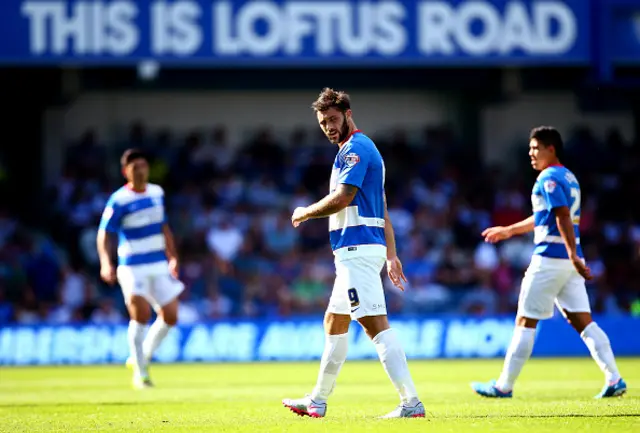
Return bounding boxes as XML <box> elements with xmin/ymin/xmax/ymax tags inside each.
<box><xmin>98</xmin><ymin>196</ymin><xmax>122</xmax><ymax>233</ymax></box>
<box><xmin>541</xmin><ymin>176</ymin><xmax>569</xmax><ymax>209</ymax></box>
<box><xmin>336</xmin><ymin>143</ymin><xmax>369</xmax><ymax>189</ymax></box>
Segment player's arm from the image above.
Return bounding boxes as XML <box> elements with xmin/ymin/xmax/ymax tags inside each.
<box><xmin>302</xmin><ymin>144</ymin><xmax>363</xmax><ymax>219</ymax></box>
<box><xmin>482</xmin><ymin>215</ymin><xmax>534</xmax><ymax>243</ymax></box>
<box><xmin>292</xmin><ymin>145</ymin><xmax>366</xmax><ymax>226</ymax></box>
<box><xmin>96</xmin><ymin>229</ymin><xmax>117</xmax><ymax>285</ymax></box>
<box><xmin>383</xmin><ymin>193</ymin><xmax>398</xmax><ymax>260</ymax></box>
<box><xmin>97</xmin><ymin>199</ymin><xmax>121</xmax><ymax>285</ymax></box>
<box><xmin>163</xmin><ymin>223</ymin><xmax>181</xmax><ymax>279</ymax></box>
<box><xmin>162</xmin><ymin>224</ymin><xmax>178</xmax><ymax>262</ymax></box>
<box><xmin>383</xmin><ymin>193</ymin><xmax>408</xmax><ymax>290</ymax></box>
<box><xmin>299</xmin><ymin>184</ymin><xmax>358</xmax><ymax>220</ymax></box>
<box><xmin>554</xmin><ymin>206</ymin><xmax>579</xmax><ymax>260</ymax></box>
<box><xmin>544</xmin><ymin>180</ymin><xmax>592</xmax><ymax>280</ymax></box>
<box><xmin>554</xmin><ymin>206</ymin><xmax>592</xmax><ymax>280</ymax></box>
<box><xmin>96</xmin><ymin>230</ymin><xmax>114</xmax><ymax>267</ymax></box>
<box><xmin>159</xmin><ymin>190</ymin><xmax>180</xmax><ymax>278</ymax></box>
<box><xmin>506</xmin><ymin>215</ymin><xmax>535</xmax><ymax>236</ymax></box>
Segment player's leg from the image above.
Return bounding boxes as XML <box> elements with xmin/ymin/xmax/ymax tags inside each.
<box><xmin>308</xmin><ymin>312</ymin><xmax>350</xmax><ymax>404</ymax></box>
<box><xmin>358</xmin><ymin>314</ymin><xmax>421</xmax><ymax>406</ymax></box>
<box><xmin>351</xmin><ymin>257</ymin><xmax>423</xmax><ymax>418</ymax></box>
<box><xmin>357</xmin><ymin>314</ymin><xmax>424</xmax><ymax>418</ymax></box>
<box><xmin>556</xmin><ymin>277</ymin><xmax>626</xmax><ymax>398</ymax></box>
<box><xmin>126</xmin><ymin>294</ymin><xmax>153</xmax><ymax>388</ymax></box>
<box><xmin>142</xmin><ymin>274</ymin><xmax>183</xmax><ymax>363</ymax></box>
<box><xmin>282</xmin><ymin>269</ymin><xmax>352</xmax><ymax>418</ymax></box>
<box><xmin>472</xmin><ymin>257</ymin><xmax>563</xmax><ymax>397</ymax></box>
<box><xmin>142</xmin><ymin>298</ymin><xmax>178</xmax><ymax>362</ymax></box>
<box><xmin>117</xmin><ymin>267</ymin><xmax>154</xmax><ymax>388</ymax></box>
<box><xmin>492</xmin><ymin>315</ymin><xmax>538</xmax><ymax>394</ymax></box>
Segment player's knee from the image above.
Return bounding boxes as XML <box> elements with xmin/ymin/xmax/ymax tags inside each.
<box><xmin>131</xmin><ymin>310</ymin><xmax>151</xmax><ymax>323</ymax></box>
<box><xmin>358</xmin><ymin>315</ymin><xmax>390</xmax><ymax>340</ymax></box>
<box><xmin>564</xmin><ymin>311</ymin><xmax>592</xmax><ymax>333</ymax></box>
<box><xmin>515</xmin><ymin>316</ymin><xmax>538</xmax><ymax>329</ymax></box>
<box><xmin>128</xmin><ymin>296</ymin><xmax>151</xmax><ymax>322</ymax></box>
<box><xmin>323</xmin><ymin>312</ymin><xmax>350</xmax><ymax>335</ymax></box>
<box><xmin>163</xmin><ymin>313</ymin><xmax>178</xmax><ymax>326</ymax></box>
<box><xmin>159</xmin><ymin>300</ymin><xmax>179</xmax><ymax>326</ymax></box>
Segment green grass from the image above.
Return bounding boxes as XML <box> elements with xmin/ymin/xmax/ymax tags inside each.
<box><xmin>1</xmin><ymin>358</ymin><xmax>638</xmax><ymax>432</ymax></box>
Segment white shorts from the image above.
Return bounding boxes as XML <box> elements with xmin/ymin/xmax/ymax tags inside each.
<box><xmin>117</xmin><ymin>263</ymin><xmax>184</xmax><ymax>311</ymax></box>
<box><xmin>518</xmin><ymin>255</ymin><xmax>591</xmax><ymax>320</ymax></box>
<box><xmin>327</xmin><ymin>256</ymin><xmax>387</xmax><ymax>320</ymax></box>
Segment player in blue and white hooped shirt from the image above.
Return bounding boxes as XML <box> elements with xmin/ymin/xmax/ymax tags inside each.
<box><xmin>471</xmin><ymin>127</ymin><xmax>626</xmax><ymax>399</ymax></box>
<box><xmin>97</xmin><ymin>149</ymin><xmax>184</xmax><ymax>390</ymax></box>
<box><xmin>282</xmin><ymin>88</ymin><xmax>424</xmax><ymax>419</ymax></box>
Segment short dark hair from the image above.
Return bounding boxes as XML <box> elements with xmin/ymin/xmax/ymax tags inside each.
<box><xmin>120</xmin><ymin>148</ymin><xmax>147</xmax><ymax>167</ymax></box>
<box><xmin>530</xmin><ymin>126</ymin><xmax>564</xmax><ymax>159</ymax></box>
<box><xmin>311</xmin><ymin>87</ymin><xmax>351</xmax><ymax>113</ymax></box>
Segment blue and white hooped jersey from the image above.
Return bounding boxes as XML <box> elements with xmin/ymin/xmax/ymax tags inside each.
<box><xmin>531</xmin><ymin>165</ymin><xmax>584</xmax><ymax>260</ymax></box>
<box><xmin>98</xmin><ymin>183</ymin><xmax>168</xmax><ymax>267</ymax></box>
<box><xmin>329</xmin><ymin>131</ymin><xmax>387</xmax><ymax>261</ymax></box>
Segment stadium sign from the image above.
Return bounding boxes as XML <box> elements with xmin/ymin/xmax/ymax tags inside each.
<box><xmin>605</xmin><ymin>1</ymin><xmax>640</xmax><ymax>65</ymax></box>
<box><xmin>1</xmin><ymin>316</ymin><xmax>639</xmax><ymax>366</ymax></box>
<box><xmin>0</xmin><ymin>0</ymin><xmax>590</xmax><ymax>65</ymax></box>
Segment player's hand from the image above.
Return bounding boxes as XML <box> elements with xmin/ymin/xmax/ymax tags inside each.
<box><xmin>168</xmin><ymin>257</ymin><xmax>179</xmax><ymax>279</ymax></box>
<box><xmin>571</xmin><ymin>256</ymin><xmax>593</xmax><ymax>281</ymax></box>
<box><xmin>387</xmin><ymin>256</ymin><xmax>408</xmax><ymax>291</ymax></box>
<box><xmin>481</xmin><ymin>226</ymin><xmax>512</xmax><ymax>244</ymax></box>
<box><xmin>291</xmin><ymin>207</ymin><xmax>309</xmax><ymax>228</ymax></box>
<box><xmin>100</xmin><ymin>263</ymin><xmax>117</xmax><ymax>285</ymax></box>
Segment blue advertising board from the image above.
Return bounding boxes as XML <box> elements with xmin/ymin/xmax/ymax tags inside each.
<box><xmin>590</xmin><ymin>0</ymin><xmax>640</xmax><ymax>82</ymax></box>
<box><xmin>604</xmin><ymin>0</ymin><xmax>640</xmax><ymax>65</ymax></box>
<box><xmin>0</xmin><ymin>0</ymin><xmax>590</xmax><ymax>66</ymax></box>
<box><xmin>1</xmin><ymin>316</ymin><xmax>638</xmax><ymax>366</ymax></box>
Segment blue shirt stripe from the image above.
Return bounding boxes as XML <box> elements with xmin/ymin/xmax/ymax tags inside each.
<box><xmin>120</xmin><ymin>223</ymin><xmax>165</xmax><ymax>241</ymax></box>
<box><xmin>120</xmin><ymin>251</ymin><xmax>167</xmax><ymax>266</ymax></box>
<box><xmin>533</xmin><ymin>243</ymin><xmax>572</xmax><ymax>259</ymax></box>
<box><xmin>330</xmin><ymin>226</ymin><xmax>385</xmax><ymax>250</ymax></box>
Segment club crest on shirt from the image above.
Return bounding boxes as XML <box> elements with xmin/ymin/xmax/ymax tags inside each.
<box><xmin>344</xmin><ymin>152</ymin><xmax>360</xmax><ymax>167</ymax></box>
<box><xmin>543</xmin><ymin>180</ymin><xmax>556</xmax><ymax>193</ymax></box>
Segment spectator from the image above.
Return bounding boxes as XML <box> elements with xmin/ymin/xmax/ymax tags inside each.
<box><xmin>90</xmin><ymin>298</ymin><xmax>125</xmax><ymax>324</ymax></box>
<box><xmin>207</xmin><ymin>219</ymin><xmax>244</xmax><ymax>262</ymax></box>
<box><xmin>1</xmin><ymin>123</ymin><xmax>637</xmax><ymax>323</ymax></box>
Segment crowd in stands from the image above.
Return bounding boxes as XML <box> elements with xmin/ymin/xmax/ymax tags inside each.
<box><xmin>1</xmin><ymin>122</ymin><xmax>639</xmax><ymax>325</ymax></box>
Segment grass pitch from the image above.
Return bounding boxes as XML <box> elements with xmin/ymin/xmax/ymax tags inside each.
<box><xmin>1</xmin><ymin>358</ymin><xmax>638</xmax><ymax>432</ymax></box>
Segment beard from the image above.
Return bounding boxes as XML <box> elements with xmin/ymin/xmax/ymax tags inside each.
<box><xmin>326</xmin><ymin>115</ymin><xmax>350</xmax><ymax>144</ymax></box>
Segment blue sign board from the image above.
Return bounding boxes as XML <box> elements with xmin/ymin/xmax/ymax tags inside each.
<box><xmin>1</xmin><ymin>316</ymin><xmax>638</xmax><ymax>366</ymax></box>
<box><xmin>606</xmin><ymin>1</ymin><xmax>640</xmax><ymax>65</ymax></box>
<box><xmin>0</xmin><ymin>0</ymin><xmax>591</xmax><ymax>66</ymax></box>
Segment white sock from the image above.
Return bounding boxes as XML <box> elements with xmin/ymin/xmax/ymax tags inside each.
<box><xmin>310</xmin><ymin>333</ymin><xmax>348</xmax><ymax>403</ymax></box>
<box><xmin>143</xmin><ymin>318</ymin><xmax>172</xmax><ymax>361</ymax></box>
<box><xmin>373</xmin><ymin>329</ymin><xmax>419</xmax><ymax>405</ymax></box>
<box><xmin>580</xmin><ymin>322</ymin><xmax>621</xmax><ymax>384</ymax></box>
<box><xmin>128</xmin><ymin>320</ymin><xmax>148</xmax><ymax>377</ymax></box>
<box><xmin>496</xmin><ymin>326</ymin><xmax>536</xmax><ymax>392</ymax></box>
